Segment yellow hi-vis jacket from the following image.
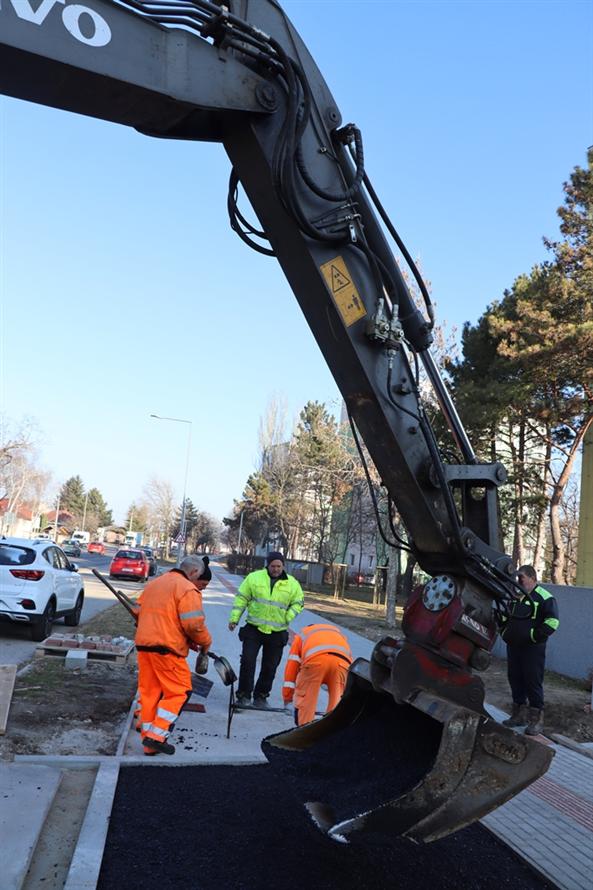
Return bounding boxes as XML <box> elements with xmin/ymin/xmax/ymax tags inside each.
<box><xmin>230</xmin><ymin>568</ymin><xmax>304</xmax><ymax>634</ymax></box>
<box><xmin>282</xmin><ymin>623</ymin><xmax>352</xmax><ymax>703</ymax></box>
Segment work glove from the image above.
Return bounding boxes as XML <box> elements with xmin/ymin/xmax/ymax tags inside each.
<box><xmin>195</xmin><ymin>652</ymin><xmax>209</xmax><ymax>675</ymax></box>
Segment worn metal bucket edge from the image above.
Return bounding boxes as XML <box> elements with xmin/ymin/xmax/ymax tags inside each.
<box><xmin>264</xmin><ymin>658</ymin><xmax>554</xmax><ymax>843</ymax></box>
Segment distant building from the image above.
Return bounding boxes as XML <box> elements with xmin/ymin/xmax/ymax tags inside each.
<box><xmin>0</xmin><ymin>498</ymin><xmax>40</xmax><ymax>538</ymax></box>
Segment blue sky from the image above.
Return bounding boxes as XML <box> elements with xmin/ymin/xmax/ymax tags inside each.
<box><xmin>1</xmin><ymin>0</ymin><xmax>591</xmax><ymax>525</ymax></box>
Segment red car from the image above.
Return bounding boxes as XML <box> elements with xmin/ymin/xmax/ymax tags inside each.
<box><xmin>87</xmin><ymin>541</ymin><xmax>105</xmax><ymax>555</ymax></box>
<box><xmin>109</xmin><ymin>549</ymin><xmax>149</xmax><ymax>582</ymax></box>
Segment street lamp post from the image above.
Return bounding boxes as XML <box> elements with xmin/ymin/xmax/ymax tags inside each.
<box><xmin>236</xmin><ymin>499</ymin><xmax>253</xmax><ymax>555</ymax></box>
<box><xmin>150</xmin><ymin>414</ymin><xmax>192</xmax><ymax>567</ymax></box>
<box><xmin>237</xmin><ymin>508</ymin><xmax>245</xmax><ymax>554</ymax></box>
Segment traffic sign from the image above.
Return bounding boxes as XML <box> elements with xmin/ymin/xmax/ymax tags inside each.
<box><xmin>175</xmin><ymin>533</ymin><xmax>186</xmax><ymax>544</ymax></box>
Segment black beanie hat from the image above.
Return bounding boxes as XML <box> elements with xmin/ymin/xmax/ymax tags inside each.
<box><xmin>266</xmin><ymin>551</ymin><xmax>285</xmax><ymax>565</ymax></box>
<box><xmin>201</xmin><ymin>555</ymin><xmax>212</xmax><ymax>581</ymax></box>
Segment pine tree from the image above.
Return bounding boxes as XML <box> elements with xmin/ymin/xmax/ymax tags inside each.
<box><xmin>60</xmin><ymin>476</ymin><xmax>85</xmax><ymax>518</ymax></box>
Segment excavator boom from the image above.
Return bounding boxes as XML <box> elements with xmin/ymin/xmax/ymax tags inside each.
<box><xmin>0</xmin><ymin>0</ymin><xmax>553</xmax><ymax>841</ymax></box>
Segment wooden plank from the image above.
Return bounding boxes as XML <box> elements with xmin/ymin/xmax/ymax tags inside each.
<box><xmin>0</xmin><ymin>664</ymin><xmax>17</xmax><ymax>734</ymax></box>
<box><xmin>34</xmin><ymin>649</ymin><xmax>130</xmax><ymax>665</ymax></box>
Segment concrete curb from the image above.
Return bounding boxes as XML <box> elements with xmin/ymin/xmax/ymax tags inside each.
<box><xmin>63</xmin><ymin>761</ymin><xmax>120</xmax><ymax>890</ymax></box>
<box><xmin>1</xmin><ymin>763</ymin><xmax>63</xmax><ymax>890</ymax></box>
<box><xmin>549</xmin><ymin>732</ymin><xmax>593</xmax><ymax>760</ymax></box>
<box><xmin>115</xmin><ymin>697</ymin><xmax>137</xmax><ymax>757</ymax></box>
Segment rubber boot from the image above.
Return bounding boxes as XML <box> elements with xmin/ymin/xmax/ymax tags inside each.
<box><xmin>502</xmin><ymin>703</ymin><xmax>526</xmax><ymax>727</ymax></box>
<box><xmin>525</xmin><ymin>708</ymin><xmax>544</xmax><ymax>736</ymax></box>
<box><xmin>143</xmin><ymin>737</ymin><xmax>176</xmax><ymax>755</ymax></box>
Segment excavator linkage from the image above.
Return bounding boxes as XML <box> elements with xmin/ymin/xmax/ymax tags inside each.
<box><xmin>262</xmin><ymin>657</ymin><xmax>553</xmax><ymax>844</ymax></box>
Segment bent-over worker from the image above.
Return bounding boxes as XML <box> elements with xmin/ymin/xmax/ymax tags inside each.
<box><xmin>135</xmin><ymin>554</ymin><xmax>211</xmax><ymax>756</ymax></box>
<box><xmin>282</xmin><ymin>623</ymin><xmax>352</xmax><ymax>725</ymax></box>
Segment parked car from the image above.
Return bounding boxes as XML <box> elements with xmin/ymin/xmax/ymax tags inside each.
<box><xmin>87</xmin><ymin>541</ymin><xmax>106</xmax><ymax>555</ymax></box>
<box><xmin>109</xmin><ymin>549</ymin><xmax>149</xmax><ymax>582</ymax></box>
<box><xmin>138</xmin><ymin>546</ymin><xmax>157</xmax><ymax>576</ymax></box>
<box><xmin>0</xmin><ymin>537</ymin><xmax>84</xmax><ymax>641</ymax></box>
<box><xmin>62</xmin><ymin>539</ymin><xmax>82</xmax><ymax>557</ymax></box>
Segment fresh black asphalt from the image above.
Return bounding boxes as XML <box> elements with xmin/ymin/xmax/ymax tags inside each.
<box><xmin>98</xmin><ymin>764</ymin><xmax>552</xmax><ymax>889</ymax></box>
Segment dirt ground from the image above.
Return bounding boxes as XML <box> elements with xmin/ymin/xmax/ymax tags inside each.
<box><xmin>0</xmin><ymin>604</ymin><xmax>138</xmax><ymax>758</ymax></box>
<box><xmin>2</xmin><ymin>588</ymin><xmax>592</xmax><ymax>758</ymax></box>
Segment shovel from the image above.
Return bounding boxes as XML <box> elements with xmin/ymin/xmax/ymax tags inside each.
<box><xmin>91</xmin><ymin>568</ymin><xmax>139</xmax><ymax>620</ymax></box>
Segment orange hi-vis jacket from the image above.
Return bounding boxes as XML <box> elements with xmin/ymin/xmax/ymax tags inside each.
<box><xmin>135</xmin><ymin>568</ymin><xmax>212</xmax><ymax>658</ymax></box>
<box><xmin>282</xmin><ymin>623</ymin><xmax>352</xmax><ymax>704</ymax></box>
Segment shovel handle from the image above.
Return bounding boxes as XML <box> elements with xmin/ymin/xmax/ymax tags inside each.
<box><xmin>91</xmin><ymin>568</ymin><xmax>139</xmax><ymax>621</ymax></box>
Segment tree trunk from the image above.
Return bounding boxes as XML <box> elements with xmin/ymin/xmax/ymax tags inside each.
<box><xmin>533</xmin><ymin>433</ymin><xmax>552</xmax><ymax>574</ymax></box>
<box><xmin>384</xmin><ymin>546</ymin><xmax>399</xmax><ymax>628</ymax></box>
<box><xmin>397</xmin><ymin>553</ymin><xmax>418</xmax><ymax>604</ymax></box>
<box><xmin>549</xmin><ymin>494</ymin><xmax>564</xmax><ymax>583</ymax></box>
<box><xmin>548</xmin><ymin>417</ymin><xmax>593</xmax><ymax>582</ymax></box>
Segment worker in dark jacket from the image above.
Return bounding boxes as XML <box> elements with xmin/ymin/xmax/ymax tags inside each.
<box><xmin>500</xmin><ymin>565</ymin><xmax>559</xmax><ymax>736</ymax></box>
<box><xmin>229</xmin><ymin>551</ymin><xmax>304</xmax><ymax>709</ymax></box>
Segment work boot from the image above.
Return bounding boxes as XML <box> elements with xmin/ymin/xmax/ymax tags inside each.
<box><xmin>253</xmin><ymin>696</ymin><xmax>270</xmax><ymax>710</ymax></box>
<box><xmin>143</xmin><ymin>737</ymin><xmax>176</xmax><ymax>755</ymax></box>
<box><xmin>502</xmin><ymin>703</ymin><xmax>526</xmax><ymax>727</ymax></box>
<box><xmin>525</xmin><ymin>708</ymin><xmax>544</xmax><ymax>736</ymax></box>
<box><xmin>236</xmin><ymin>693</ymin><xmax>251</xmax><ymax>708</ymax></box>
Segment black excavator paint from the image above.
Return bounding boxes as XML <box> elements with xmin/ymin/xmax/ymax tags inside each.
<box><xmin>261</xmin><ymin>694</ymin><xmax>442</xmax><ymax>826</ymax></box>
<box><xmin>98</xmin><ymin>765</ymin><xmax>552</xmax><ymax>890</ymax></box>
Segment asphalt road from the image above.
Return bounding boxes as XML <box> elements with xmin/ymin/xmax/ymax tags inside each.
<box><xmin>0</xmin><ymin>545</ymin><xmax>144</xmax><ymax>667</ymax></box>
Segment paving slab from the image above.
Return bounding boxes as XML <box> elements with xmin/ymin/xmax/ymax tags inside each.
<box><xmin>0</xmin><ymin>763</ymin><xmax>62</xmax><ymax>890</ymax></box>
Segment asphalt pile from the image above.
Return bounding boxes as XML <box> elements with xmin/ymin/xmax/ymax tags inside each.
<box><xmin>98</xmin><ymin>765</ymin><xmax>552</xmax><ymax>890</ymax></box>
<box><xmin>262</xmin><ymin>694</ymin><xmax>442</xmax><ymax>823</ymax></box>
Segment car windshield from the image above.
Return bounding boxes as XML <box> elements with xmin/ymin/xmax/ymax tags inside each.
<box><xmin>115</xmin><ymin>550</ymin><xmax>143</xmax><ymax>560</ymax></box>
<box><xmin>0</xmin><ymin>544</ymin><xmax>36</xmax><ymax>565</ymax></box>
<box><xmin>141</xmin><ymin>549</ymin><xmax>153</xmax><ymax>556</ymax></box>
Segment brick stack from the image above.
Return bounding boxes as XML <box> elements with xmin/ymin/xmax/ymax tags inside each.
<box><xmin>41</xmin><ymin>633</ymin><xmax>132</xmax><ymax>655</ymax></box>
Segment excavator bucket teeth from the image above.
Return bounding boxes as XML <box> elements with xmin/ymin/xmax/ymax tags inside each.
<box><xmin>262</xmin><ymin>659</ymin><xmax>553</xmax><ymax>844</ymax></box>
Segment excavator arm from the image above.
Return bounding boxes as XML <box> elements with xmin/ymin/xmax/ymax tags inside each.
<box><xmin>0</xmin><ymin>0</ymin><xmax>552</xmax><ymax>842</ymax></box>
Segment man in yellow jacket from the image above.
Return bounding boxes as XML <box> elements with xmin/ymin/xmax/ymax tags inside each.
<box><xmin>229</xmin><ymin>551</ymin><xmax>303</xmax><ymax>708</ymax></box>
<box><xmin>282</xmin><ymin>623</ymin><xmax>352</xmax><ymax>725</ymax></box>
<box><xmin>136</xmin><ymin>555</ymin><xmax>212</xmax><ymax>756</ymax></box>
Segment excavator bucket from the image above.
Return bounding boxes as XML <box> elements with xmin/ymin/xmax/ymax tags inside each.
<box><xmin>262</xmin><ymin>657</ymin><xmax>553</xmax><ymax>844</ymax></box>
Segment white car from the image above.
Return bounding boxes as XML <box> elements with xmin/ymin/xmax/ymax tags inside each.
<box><xmin>0</xmin><ymin>536</ymin><xmax>85</xmax><ymax>642</ymax></box>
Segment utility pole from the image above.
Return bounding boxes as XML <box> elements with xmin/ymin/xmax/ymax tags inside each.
<box><xmin>81</xmin><ymin>491</ymin><xmax>89</xmax><ymax>532</ymax></box>
<box><xmin>54</xmin><ymin>491</ymin><xmax>61</xmax><ymax>543</ymax></box>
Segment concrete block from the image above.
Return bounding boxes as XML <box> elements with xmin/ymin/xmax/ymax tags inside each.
<box><xmin>0</xmin><ymin>764</ymin><xmax>62</xmax><ymax>889</ymax></box>
<box><xmin>65</xmin><ymin>650</ymin><xmax>88</xmax><ymax>670</ymax></box>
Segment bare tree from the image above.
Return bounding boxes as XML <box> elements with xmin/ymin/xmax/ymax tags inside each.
<box><xmin>0</xmin><ymin>416</ymin><xmax>48</xmax><ymax>532</ymax></box>
<box><xmin>143</xmin><ymin>477</ymin><xmax>176</xmax><ymax>558</ymax></box>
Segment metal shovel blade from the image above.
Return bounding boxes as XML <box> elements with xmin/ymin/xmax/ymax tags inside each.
<box><xmin>191</xmin><ymin>675</ymin><xmax>214</xmax><ymax>699</ymax></box>
<box><xmin>209</xmin><ymin>652</ymin><xmax>237</xmax><ymax>686</ymax></box>
<box><xmin>262</xmin><ymin>659</ymin><xmax>553</xmax><ymax>844</ymax></box>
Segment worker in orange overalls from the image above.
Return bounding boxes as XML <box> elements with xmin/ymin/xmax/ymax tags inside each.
<box><xmin>133</xmin><ymin>558</ymin><xmax>212</xmax><ymax>732</ymax></box>
<box><xmin>282</xmin><ymin>623</ymin><xmax>352</xmax><ymax>726</ymax></box>
<box><xmin>135</xmin><ymin>555</ymin><xmax>212</xmax><ymax>756</ymax></box>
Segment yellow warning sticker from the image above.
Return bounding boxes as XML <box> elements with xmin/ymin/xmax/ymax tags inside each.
<box><xmin>320</xmin><ymin>255</ymin><xmax>366</xmax><ymax>327</ymax></box>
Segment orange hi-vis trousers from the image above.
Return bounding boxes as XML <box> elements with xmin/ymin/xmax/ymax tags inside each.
<box><xmin>293</xmin><ymin>652</ymin><xmax>349</xmax><ymax>726</ymax></box>
<box><xmin>137</xmin><ymin>651</ymin><xmax>192</xmax><ymax>748</ymax></box>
